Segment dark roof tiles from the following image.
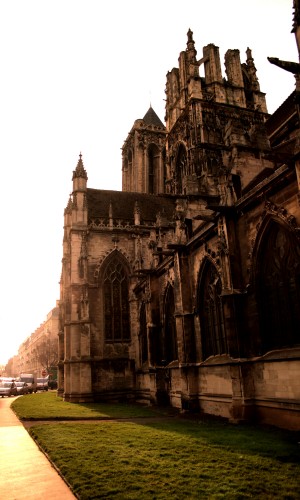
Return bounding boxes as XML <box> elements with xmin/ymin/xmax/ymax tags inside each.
<box><xmin>142</xmin><ymin>107</ymin><xmax>165</xmax><ymax>128</ymax></box>
<box><xmin>87</xmin><ymin>189</ymin><xmax>176</xmax><ymax>224</ymax></box>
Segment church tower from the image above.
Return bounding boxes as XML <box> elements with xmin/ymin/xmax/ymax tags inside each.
<box><xmin>122</xmin><ymin>106</ymin><xmax>166</xmax><ymax>194</ymax></box>
<box><xmin>164</xmin><ymin>30</ymin><xmax>271</xmax><ymax>198</ymax></box>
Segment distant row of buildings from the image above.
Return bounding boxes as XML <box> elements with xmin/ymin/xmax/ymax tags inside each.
<box><xmin>3</xmin><ymin>302</ymin><xmax>59</xmax><ymax>380</ymax></box>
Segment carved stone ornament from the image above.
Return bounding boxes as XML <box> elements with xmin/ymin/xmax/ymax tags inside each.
<box><xmin>203</xmin><ymin>247</ymin><xmax>221</xmax><ymax>274</ymax></box>
<box><xmin>217</xmin><ymin>216</ymin><xmax>229</xmax><ymax>254</ymax></box>
<box><xmin>167</xmin><ymin>267</ymin><xmax>175</xmax><ymax>287</ymax></box>
<box><xmin>93</xmin><ymin>248</ymin><xmax>133</xmax><ymax>281</ymax></box>
<box><xmin>264</xmin><ymin>201</ymin><xmax>300</xmax><ymax>236</ymax></box>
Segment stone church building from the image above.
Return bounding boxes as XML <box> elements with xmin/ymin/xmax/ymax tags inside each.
<box><xmin>58</xmin><ymin>5</ymin><xmax>300</xmax><ymax>430</ymax></box>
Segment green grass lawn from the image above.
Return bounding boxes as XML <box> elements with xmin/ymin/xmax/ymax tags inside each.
<box><xmin>12</xmin><ymin>391</ymin><xmax>162</xmax><ymax>419</ymax></box>
<box><xmin>12</xmin><ymin>393</ymin><xmax>300</xmax><ymax>499</ymax></box>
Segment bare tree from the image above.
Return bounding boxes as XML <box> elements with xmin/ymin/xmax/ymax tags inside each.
<box><xmin>35</xmin><ymin>337</ymin><xmax>58</xmax><ymax>374</ymax></box>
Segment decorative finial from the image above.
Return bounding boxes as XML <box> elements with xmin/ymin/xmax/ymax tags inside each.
<box><xmin>187</xmin><ymin>28</ymin><xmax>193</xmax><ymax>42</ymax></box>
<box><xmin>186</xmin><ymin>28</ymin><xmax>197</xmax><ymax>62</ymax></box>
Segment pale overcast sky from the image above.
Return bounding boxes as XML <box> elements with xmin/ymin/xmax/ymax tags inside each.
<box><xmin>0</xmin><ymin>0</ymin><xmax>297</xmax><ymax>365</ymax></box>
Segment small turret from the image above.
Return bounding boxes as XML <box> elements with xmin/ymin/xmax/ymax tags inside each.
<box><xmin>72</xmin><ymin>153</ymin><xmax>88</xmax><ymax>192</ymax></box>
<box><xmin>71</xmin><ymin>153</ymin><xmax>88</xmax><ymax>225</ymax></box>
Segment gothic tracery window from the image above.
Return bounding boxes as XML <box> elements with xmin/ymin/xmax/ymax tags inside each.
<box><xmin>199</xmin><ymin>261</ymin><xmax>226</xmax><ymax>359</ymax></box>
<box><xmin>103</xmin><ymin>255</ymin><xmax>130</xmax><ymax>342</ymax></box>
<box><xmin>256</xmin><ymin>221</ymin><xmax>300</xmax><ymax>352</ymax></box>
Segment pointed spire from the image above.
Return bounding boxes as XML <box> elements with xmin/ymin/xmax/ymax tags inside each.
<box><xmin>64</xmin><ymin>195</ymin><xmax>73</xmax><ymax>215</ymax></box>
<box><xmin>143</xmin><ymin>106</ymin><xmax>165</xmax><ymax>128</ymax></box>
<box><xmin>72</xmin><ymin>152</ymin><xmax>88</xmax><ymax>180</ymax></box>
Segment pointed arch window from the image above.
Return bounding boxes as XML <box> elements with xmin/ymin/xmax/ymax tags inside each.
<box><xmin>256</xmin><ymin>221</ymin><xmax>300</xmax><ymax>352</ymax></box>
<box><xmin>148</xmin><ymin>144</ymin><xmax>160</xmax><ymax>194</ymax></box>
<box><xmin>199</xmin><ymin>261</ymin><xmax>226</xmax><ymax>359</ymax></box>
<box><xmin>139</xmin><ymin>303</ymin><xmax>148</xmax><ymax>364</ymax></box>
<box><xmin>103</xmin><ymin>255</ymin><xmax>130</xmax><ymax>342</ymax></box>
<box><xmin>163</xmin><ymin>285</ymin><xmax>178</xmax><ymax>364</ymax></box>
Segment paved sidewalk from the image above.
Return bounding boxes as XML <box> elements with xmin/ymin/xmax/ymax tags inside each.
<box><xmin>0</xmin><ymin>397</ymin><xmax>76</xmax><ymax>500</ymax></box>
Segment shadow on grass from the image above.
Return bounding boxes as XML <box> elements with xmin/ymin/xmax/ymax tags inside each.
<box><xmin>135</xmin><ymin>415</ymin><xmax>300</xmax><ymax>464</ymax></box>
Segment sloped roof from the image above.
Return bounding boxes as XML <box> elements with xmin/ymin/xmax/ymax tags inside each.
<box><xmin>142</xmin><ymin>106</ymin><xmax>165</xmax><ymax>128</ymax></box>
<box><xmin>266</xmin><ymin>91</ymin><xmax>296</xmax><ymax>138</ymax></box>
<box><xmin>87</xmin><ymin>189</ymin><xmax>176</xmax><ymax>224</ymax></box>
<box><xmin>242</xmin><ymin>166</ymin><xmax>275</xmax><ymax>195</ymax></box>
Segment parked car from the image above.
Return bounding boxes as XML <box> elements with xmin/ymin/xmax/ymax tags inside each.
<box><xmin>19</xmin><ymin>373</ymin><xmax>37</xmax><ymax>393</ymax></box>
<box><xmin>15</xmin><ymin>382</ymin><xmax>29</xmax><ymax>395</ymax></box>
<box><xmin>36</xmin><ymin>377</ymin><xmax>49</xmax><ymax>391</ymax></box>
<box><xmin>48</xmin><ymin>380</ymin><xmax>57</xmax><ymax>390</ymax></box>
<box><xmin>0</xmin><ymin>381</ymin><xmax>18</xmax><ymax>397</ymax></box>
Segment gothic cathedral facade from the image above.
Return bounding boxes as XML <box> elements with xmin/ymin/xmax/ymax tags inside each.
<box><xmin>58</xmin><ymin>8</ymin><xmax>300</xmax><ymax>430</ymax></box>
